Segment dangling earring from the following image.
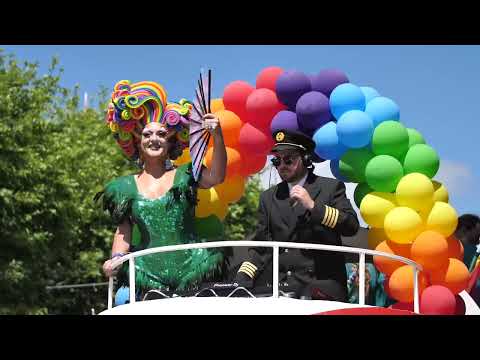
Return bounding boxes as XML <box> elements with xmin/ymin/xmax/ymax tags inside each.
<box><xmin>165</xmin><ymin>158</ymin><xmax>174</xmax><ymax>170</ymax></box>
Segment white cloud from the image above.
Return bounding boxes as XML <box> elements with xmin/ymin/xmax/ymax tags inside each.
<box><xmin>435</xmin><ymin>160</ymin><xmax>474</xmax><ymax>196</ymax></box>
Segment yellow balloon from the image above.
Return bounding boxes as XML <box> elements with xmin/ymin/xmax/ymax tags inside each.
<box><xmin>211</xmin><ymin>98</ymin><xmax>225</xmax><ymax>113</ymax></box>
<box><xmin>360</xmin><ymin>192</ymin><xmax>396</xmax><ymax>228</ymax></box>
<box><xmin>195</xmin><ymin>188</ymin><xmax>217</xmax><ymax>216</ymax></box>
<box><xmin>214</xmin><ymin>176</ymin><xmax>246</xmax><ymax>204</ymax></box>
<box><xmin>384</xmin><ymin>207</ymin><xmax>424</xmax><ymax>244</ymax></box>
<box><xmin>368</xmin><ymin>227</ymin><xmax>388</xmax><ymax>250</ymax></box>
<box><xmin>433</xmin><ymin>180</ymin><xmax>449</xmax><ymax>203</ymax></box>
<box><xmin>215</xmin><ymin>201</ymin><xmax>229</xmax><ymax>221</ymax></box>
<box><xmin>396</xmin><ymin>173</ymin><xmax>434</xmax><ymax>212</ymax></box>
<box><xmin>173</xmin><ymin>148</ymin><xmax>191</xmax><ymax>167</ymax></box>
<box><xmin>426</xmin><ymin>201</ymin><xmax>458</xmax><ymax>237</ymax></box>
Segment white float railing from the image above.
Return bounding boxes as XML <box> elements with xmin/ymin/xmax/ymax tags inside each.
<box><xmin>107</xmin><ymin>241</ymin><xmax>423</xmax><ymax>313</ymax></box>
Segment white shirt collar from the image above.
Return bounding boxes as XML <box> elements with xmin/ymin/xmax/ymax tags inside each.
<box><xmin>287</xmin><ymin>172</ymin><xmax>309</xmax><ymax>191</ymax></box>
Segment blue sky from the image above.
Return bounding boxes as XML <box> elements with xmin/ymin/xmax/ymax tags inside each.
<box><xmin>2</xmin><ymin>45</ymin><xmax>479</xmax><ymax>217</ymax></box>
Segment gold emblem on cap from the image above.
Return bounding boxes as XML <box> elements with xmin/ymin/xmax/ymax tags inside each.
<box><xmin>276</xmin><ymin>132</ymin><xmax>285</xmax><ymax>142</ymax></box>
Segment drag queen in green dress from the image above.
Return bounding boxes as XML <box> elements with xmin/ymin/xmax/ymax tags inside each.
<box><xmin>97</xmin><ymin>80</ymin><xmax>227</xmax><ymax>294</ymax></box>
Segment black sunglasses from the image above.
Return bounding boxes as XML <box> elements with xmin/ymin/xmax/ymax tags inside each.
<box><xmin>271</xmin><ymin>154</ymin><xmax>299</xmax><ymax>167</ymax></box>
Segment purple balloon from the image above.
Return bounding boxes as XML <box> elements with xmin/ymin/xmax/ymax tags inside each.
<box><xmin>310</xmin><ymin>69</ymin><xmax>349</xmax><ymax>97</ymax></box>
<box><xmin>275</xmin><ymin>70</ymin><xmax>311</xmax><ymax>109</ymax></box>
<box><xmin>270</xmin><ymin>110</ymin><xmax>300</xmax><ymax>134</ymax></box>
<box><xmin>296</xmin><ymin>91</ymin><xmax>331</xmax><ymax>135</ymax></box>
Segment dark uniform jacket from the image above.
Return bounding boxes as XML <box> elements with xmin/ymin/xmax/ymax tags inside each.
<box><xmin>237</xmin><ymin>171</ymin><xmax>359</xmax><ymax>301</ymax></box>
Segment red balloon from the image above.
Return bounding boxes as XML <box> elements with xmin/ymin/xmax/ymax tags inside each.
<box><xmin>246</xmin><ymin>88</ymin><xmax>286</xmax><ymax>131</ymax></box>
<box><xmin>223</xmin><ymin>81</ymin><xmax>254</xmax><ymax>121</ymax></box>
<box><xmin>420</xmin><ymin>285</ymin><xmax>456</xmax><ymax>315</ymax></box>
<box><xmin>238</xmin><ymin>122</ymin><xmax>275</xmax><ymax>157</ymax></box>
<box><xmin>383</xmin><ymin>276</ymin><xmax>391</xmax><ymax>297</ymax></box>
<box><xmin>256</xmin><ymin>66</ymin><xmax>284</xmax><ymax>91</ymax></box>
<box><xmin>389</xmin><ymin>302</ymin><xmax>414</xmax><ymax>312</ymax></box>
<box><xmin>455</xmin><ymin>294</ymin><xmax>466</xmax><ymax>315</ymax></box>
<box><xmin>239</xmin><ymin>154</ymin><xmax>267</xmax><ymax>177</ymax></box>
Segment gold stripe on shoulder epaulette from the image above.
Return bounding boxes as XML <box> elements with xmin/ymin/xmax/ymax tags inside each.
<box><xmin>323</xmin><ymin>206</ymin><xmax>332</xmax><ymax>227</ymax></box>
<box><xmin>327</xmin><ymin>206</ymin><xmax>336</xmax><ymax>227</ymax></box>
<box><xmin>238</xmin><ymin>261</ymin><xmax>257</xmax><ymax>279</ymax></box>
<box><xmin>322</xmin><ymin>205</ymin><xmax>339</xmax><ymax>228</ymax></box>
<box><xmin>331</xmin><ymin>207</ymin><xmax>339</xmax><ymax>228</ymax></box>
<box><xmin>322</xmin><ymin>205</ymin><xmax>331</xmax><ymax>226</ymax></box>
<box><xmin>243</xmin><ymin>261</ymin><xmax>258</xmax><ymax>271</ymax></box>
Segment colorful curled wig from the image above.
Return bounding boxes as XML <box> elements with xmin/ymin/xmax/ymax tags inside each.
<box><xmin>106</xmin><ymin>80</ymin><xmax>192</xmax><ymax>160</ymax></box>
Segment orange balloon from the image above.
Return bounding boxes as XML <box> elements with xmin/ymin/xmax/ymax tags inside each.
<box><xmin>211</xmin><ymin>98</ymin><xmax>225</xmax><ymax>113</ymax></box>
<box><xmin>430</xmin><ymin>258</ymin><xmax>470</xmax><ymax>294</ymax></box>
<box><xmin>389</xmin><ymin>265</ymin><xmax>429</xmax><ymax>303</ymax></box>
<box><xmin>411</xmin><ymin>230</ymin><xmax>449</xmax><ymax>272</ymax></box>
<box><xmin>214</xmin><ymin>176</ymin><xmax>246</xmax><ymax>204</ymax></box>
<box><xmin>215</xmin><ymin>109</ymin><xmax>244</xmax><ymax>147</ymax></box>
<box><xmin>374</xmin><ymin>240</ymin><xmax>411</xmax><ymax>276</ymax></box>
<box><xmin>446</xmin><ymin>235</ymin><xmax>464</xmax><ymax>261</ymax></box>
<box><xmin>205</xmin><ymin>146</ymin><xmax>242</xmax><ymax>179</ymax></box>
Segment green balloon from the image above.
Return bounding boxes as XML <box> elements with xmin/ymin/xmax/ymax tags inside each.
<box><xmin>354</xmin><ymin>182</ymin><xmax>374</xmax><ymax>208</ymax></box>
<box><xmin>339</xmin><ymin>148</ymin><xmax>374</xmax><ymax>183</ymax></box>
<box><xmin>403</xmin><ymin>144</ymin><xmax>439</xmax><ymax>178</ymax></box>
<box><xmin>407</xmin><ymin>128</ymin><xmax>426</xmax><ymax>148</ymax></box>
<box><xmin>365</xmin><ymin>155</ymin><xmax>404</xmax><ymax>192</ymax></box>
<box><xmin>194</xmin><ymin>215</ymin><xmax>224</xmax><ymax>239</ymax></box>
<box><xmin>372</xmin><ymin>121</ymin><xmax>409</xmax><ymax>160</ymax></box>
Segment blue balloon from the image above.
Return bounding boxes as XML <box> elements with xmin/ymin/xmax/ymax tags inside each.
<box><xmin>115</xmin><ymin>286</ymin><xmax>130</xmax><ymax>306</ymax></box>
<box><xmin>337</xmin><ymin>110</ymin><xmax>374</xmax><ymax>148</ymax></box>
<box><xmin>360</xmin><ymin>86</ymin><xmax>380</xmax><ymax>104</ymax></box>
<box><xmin>313</xmin><ymin>122</ymin><xmax>348</xmax><ymax>160</ymax></box>
<box><xmin>330</xmin><ymin>159</ymin><xmax>349</xmax><ymax>182</ymax></box>
<box><xmin>365</xmin><ymin>96</ymin><xmax>400</xmax><ymax>127</ymax></box>
<box><xmin>329</xmin><ymin>83</ymin><xmax>366</xmax><ymax>120</ymax></box>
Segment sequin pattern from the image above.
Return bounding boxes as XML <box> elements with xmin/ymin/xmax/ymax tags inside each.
<box><xmin>101</xmin><ymin>163</ymin><xmax>224</xmax><ymax>291</ymax></box>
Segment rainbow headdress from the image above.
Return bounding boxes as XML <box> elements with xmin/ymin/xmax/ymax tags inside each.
<box><xmin>106</xmin><ymin>80</ymin><xmax>193</xmax><ymax>160</ymax></box>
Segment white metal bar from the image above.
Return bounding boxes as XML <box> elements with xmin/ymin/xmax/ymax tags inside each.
<box><xmin>129</xmin><ymin>257</ymin><xmax>136</xmax><ymax>304</ymax></box>
<box><xmin>107</xmin><ymin>240</ymin><xmax>422</xmax><ymax>310</ymax></box>
<box><xmin>413</xmin><ymin>266</ymin><xmax>420</xmax><ymax>314</ymax></box>
<box><xmin>109</xmin><ymin>241</ymin><xmax>422</xmax><ymax>270</ymax></box>
<box><xmin>108</xmin><ymin>277</ymin><xmax>113</xmax><ymax>310</ymax></box>
<box><xmin>46</xmin><ymin>282</ymin><xmax>110</xmax><ymax>290</ymax></box>
<box><xmin>273</xmin><ymin>245</ymin><xmax>279</xmax><ymax>298</ymax></box>
<box><xmin>358</xmin><ymin>252</ymin><xmax>366</xmax><ymax>306</ymax></box>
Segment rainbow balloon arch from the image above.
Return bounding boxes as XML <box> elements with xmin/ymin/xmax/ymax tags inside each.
<box><xmin>173</xmin><ymin>66</ymin><xmax>470</xmax><ymax>315</ymax></box>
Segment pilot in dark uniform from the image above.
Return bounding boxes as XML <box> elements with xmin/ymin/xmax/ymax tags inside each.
<box><xmin>235</xmin><ymin>129</ymin><xmax>359</xmax><ymax>301</ymax></box>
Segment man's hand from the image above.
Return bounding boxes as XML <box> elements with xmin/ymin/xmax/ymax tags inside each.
<box><xmin>290</xmin><ymin>185</ymin><xmax>314</xmax><ymax>210</ymax></box>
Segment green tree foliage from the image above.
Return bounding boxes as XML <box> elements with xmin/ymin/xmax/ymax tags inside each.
<box><xmin>224</xmin><ymin>176</ymin><xmax>262</xmax><ymax>241</ymax></box>
<box><xmin>0</xmin><ymin>50</ymin><xmax>263</xmax><ymax>314</ymax></box>
<box><xmin>0</xmin><ymin>50</ymin><xmax>131</xmax><ymax>314</ymax></box>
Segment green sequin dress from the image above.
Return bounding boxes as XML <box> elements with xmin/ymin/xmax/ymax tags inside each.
<box><xmin>97</xmin><ymin>163</ymin><xmax>225</xmax><ymax>292</ymax></box>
